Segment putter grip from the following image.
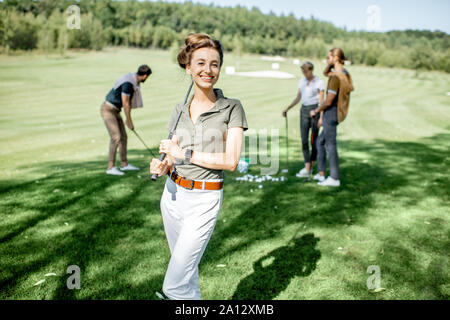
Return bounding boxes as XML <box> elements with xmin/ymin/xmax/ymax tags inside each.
<box><xmin>151</xmin><ymin>153</ymin><xmax>166</xmax><ymax>181</ymax></box>
<box><xmin>151</xmin><ymin>131</ymin><xmax>173</xmax><ymax>181</ymax></box>
<box><xmin>151</xmin><ymin>81</ymin><xmax>193</xmax><ymax>182</ymax></box>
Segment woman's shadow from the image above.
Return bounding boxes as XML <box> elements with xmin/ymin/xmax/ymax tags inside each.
<box><xmin>231</xmin><ymin>233</ymin><xmax>321</xmax><ymax>300</ymax></box>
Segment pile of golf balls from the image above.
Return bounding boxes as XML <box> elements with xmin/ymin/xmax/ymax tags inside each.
<box><xmin>235</xmin><ymin>174</ymin><xmax>286</xmax><ymax>183</ymax></box>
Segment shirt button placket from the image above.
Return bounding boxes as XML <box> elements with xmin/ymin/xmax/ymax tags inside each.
<box><xmin>194</xmin><ymin>118</ymin><xmax>201</xmax><ymax>147</ymax></box>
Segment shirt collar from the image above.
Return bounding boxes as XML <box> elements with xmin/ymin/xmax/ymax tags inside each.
<box><xmin>303</xmin><ymin>76</ymin><xmax>317</xmax><ymax>84</ymax></box>
<box><xmin>183</xmin><ymin>88</ymin><xmax>230</xmax><ymax>113</ymax></box>
<box><xmin>213</xmin><ymin>88</ymin><xmax>231</xmax><ymax>110</ymax></box>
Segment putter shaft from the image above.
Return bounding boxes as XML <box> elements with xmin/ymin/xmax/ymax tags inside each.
<box><xmin>151</xmin><ymin>81</ymin><xmax>194</xmax><ymax>181</ymax></box>
<box><xmin>132</xmin><ymin>129</ymin><xmax>156</xmax><ymax>157</ymax></box>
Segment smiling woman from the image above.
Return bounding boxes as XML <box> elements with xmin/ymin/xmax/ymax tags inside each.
<box><xmin>149</xmin><ymin>33</ymin><xmax>248</xmax><ymax>300</ymax></box>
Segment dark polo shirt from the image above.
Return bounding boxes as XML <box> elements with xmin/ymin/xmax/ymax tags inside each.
<box><xmin>105</xmin><ymin>82</ymin><xmax>134</xmax><ymax>110</ymax></box>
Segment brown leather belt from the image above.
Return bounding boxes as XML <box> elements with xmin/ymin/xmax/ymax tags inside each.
<box><xmin>167</xmin><ymin>168</ymin><xmax>223</xmax><ymax>190</ymax></box>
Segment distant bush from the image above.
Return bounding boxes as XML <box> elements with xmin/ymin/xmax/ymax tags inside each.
<box><xmin>378</xmin><ymin>50</ymin><xmax>411</xmax><ymax>68</ymax></box>
<box><xmin>67</xmin><ymin>13</ymin><xmax>106</xmax><ymax>50</ymax></box>
<box><xmin>1</xmin><ymin>11</ymin><xmax>39</xmax><ymax>51</ymax></box>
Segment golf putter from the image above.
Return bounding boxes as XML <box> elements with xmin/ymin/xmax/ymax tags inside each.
<box><xmin>151</xmin><ymin>80</ymin><xmax>194</xmax><ymax>181</ymax></box>
<box><xmin>285</xmin><ymin>113</ymin><xmax>289</xmax><ymax>171</ymax></box>
<box><xmin>303</xmin><ymin>115</ymin><xmax>319</xmax><ymax>183</ymax></box>
<box><xmin>131</xmin><ymin>129</ymin><xmax>157</xmax><ymax>158</ymax></box>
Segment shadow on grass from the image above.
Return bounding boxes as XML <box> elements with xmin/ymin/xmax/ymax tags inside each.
<box><xmin>207</xmin><ymin>132</ymin><xmax>449</xmax><ymax>299</ymax></box>
<box><xmin>342</xmin><ymin>217</ymin><xmax>449</xmax><ymax>300</ymax></box>
<box><xmin>0</xmin><ymin>132</ymin><xmax>449</xmax><ymax>299</ymax></box>
<box><xmin>0</xmin><ymin>149</ymin><xmax>166</xmax><ymax>299</ymax></box>
<box><xmin>209</xmin><ymin>132</ymin><xmax>449</xmax><ymax>255</ymax></box>
<box><xmin>231</xmin><ymin>233</ymin><xmax>321</xmax><ymax>300</ymax></box>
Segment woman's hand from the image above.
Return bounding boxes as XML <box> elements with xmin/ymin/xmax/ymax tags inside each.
<box><xmin>159</xmin><ymin>139</ymin><xmax>184</xmax><ymax>159</ymax></box>
<box><xmin>323</xmin><ymin>63</ymin><xmax>333</xmax><ymax>77</ymax></box>
<box><xmin>318</xmin><ymin>116</ymin><xmax>323</xmax><ymax>128</ymax></box>
<box><xmin>150</xmin><ymin>158</ymin><xmax>172</xmax><ymax>177</ymax></box>
<box><xmin>310</xmin><ymin>110</ymin><xmax>317</xmax><ymax>118</ymax></box>
<box><xmin>282</xmin><ymin>109</ymin><xmax>288</xmax><ymax>118</ymax></box>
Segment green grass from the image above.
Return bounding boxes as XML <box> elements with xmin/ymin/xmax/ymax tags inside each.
<box><xmin>0</xmin><ymin>47</ymin><xmax>449</xmax><ymax>300</ymax></box>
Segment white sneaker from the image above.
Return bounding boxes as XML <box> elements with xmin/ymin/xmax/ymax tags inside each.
<box><xmin>120</xmin><ymin>164</ymin><xmax>140</xmax><ymax>171</ymax></box>
<box><xmin>295</xmin><ymin>167</ymin><xmax>312</xmax><ymax>178</ymax></box>
<box><xmin>313</xmin><ymin>173</ymin><xmax>325</xmax><ymax>182</ymax></box>
<box><xmin>318</xmin><ymin>177</ymin><xmax>340</xmax><ymax>187</ymax></box>
<box><xmin>106</xmin><ymin>167</ymin><xmax>124</xmax><ymax>176</ymax></box>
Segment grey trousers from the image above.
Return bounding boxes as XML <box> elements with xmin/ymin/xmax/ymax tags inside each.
<box><xmin>300</xmin><ymin>104</ymin><xmax>320</xmax><ymax>164</ymax></box>
<box><xmin>317</xmin><ymin>105</ymin><xmax>340</xmax><ymax>180</ymax></box>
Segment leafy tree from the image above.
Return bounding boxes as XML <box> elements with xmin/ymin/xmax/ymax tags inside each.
<box><xmin>0</xmin><ymin>0</ymin><xmax>448</xmax><ymax>72</ymax></box>
<box><xmin>410</xmin><ymin>44</ymin><xmax>436</xmax><ymax>71</ymax></box>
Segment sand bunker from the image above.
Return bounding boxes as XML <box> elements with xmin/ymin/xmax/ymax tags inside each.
<box><xmin>231</xmin><ymin>70</ymin><xmax>295</xmax><ymax>79</ymax></box>
<box><xmin>261</xmin><ymin>56</ymin><xmax>286</xmax><ymax>62</ymax></box>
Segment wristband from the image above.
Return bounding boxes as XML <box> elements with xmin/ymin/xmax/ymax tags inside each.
<box><xmin>184</xmin><ymin>149</ymin><xmax>193</xmax><ymax>163</ymax></box>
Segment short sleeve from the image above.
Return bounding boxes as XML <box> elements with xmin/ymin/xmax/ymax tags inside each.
<box><xmin>318</xmin><ymin>79</ymin><xmax>325</xmax><ymax>91</ymax></box>
<box><xmin>228</xmin><ymin>100</ymin><xmax>248</xmax><ymax>131</ymax></box>
<box><xmin>327</xmin><ymin>76</ymin><xmax>340</xmax><ymax>95</ymax></box>
<box><xmin>298</xmin><ymin>78</ymin><xmax>303</xmax><ymax>89</ymax></box>
<box><xmin>166</xmin><ymin>104</ymin><xmax>181</xmax><ymax>132</ymax></box>
<box><xmin>121</xmin><ymin>82</ymin><xmax>134</xmax><ymax>96</ymax></box>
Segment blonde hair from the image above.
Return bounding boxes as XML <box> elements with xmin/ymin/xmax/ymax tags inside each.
<box><xmin>177</xmin><ymin>33</ymin><xmax>224</xmax><ymax>69</ymax></box>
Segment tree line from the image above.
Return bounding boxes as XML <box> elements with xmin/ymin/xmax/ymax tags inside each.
<box><xmin>0</xmin><ymin>0</ymin><xmax>449</xmax><ymax>72</ymax></box>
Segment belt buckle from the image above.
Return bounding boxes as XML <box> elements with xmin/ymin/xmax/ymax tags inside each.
<box><xmin>169</xmin><ymin>169</ymin><xmax>175</xmax><ymax>180</ymax></box>
<box><xmin>186</xmin><ymin>180</ymin><xmax>195</xmax><ymax>190</ymax></box>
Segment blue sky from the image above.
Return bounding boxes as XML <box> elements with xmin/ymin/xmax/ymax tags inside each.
<box><xmin>150</xmin><ymin>0</ymin><xmax>450</xmax><ymax>33</ymax></box>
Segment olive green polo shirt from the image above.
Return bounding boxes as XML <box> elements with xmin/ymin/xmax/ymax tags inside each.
<box><xmin>166</xmin><ymin>88</ymin><xmax>248</xmax><ymax>180</ymax></box>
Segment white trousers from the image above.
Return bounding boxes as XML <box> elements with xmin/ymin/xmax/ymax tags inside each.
<box><xmin>160</xmin><ymin>176</ymin><xmax>223</xmax><ymax>300</ymax></box>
